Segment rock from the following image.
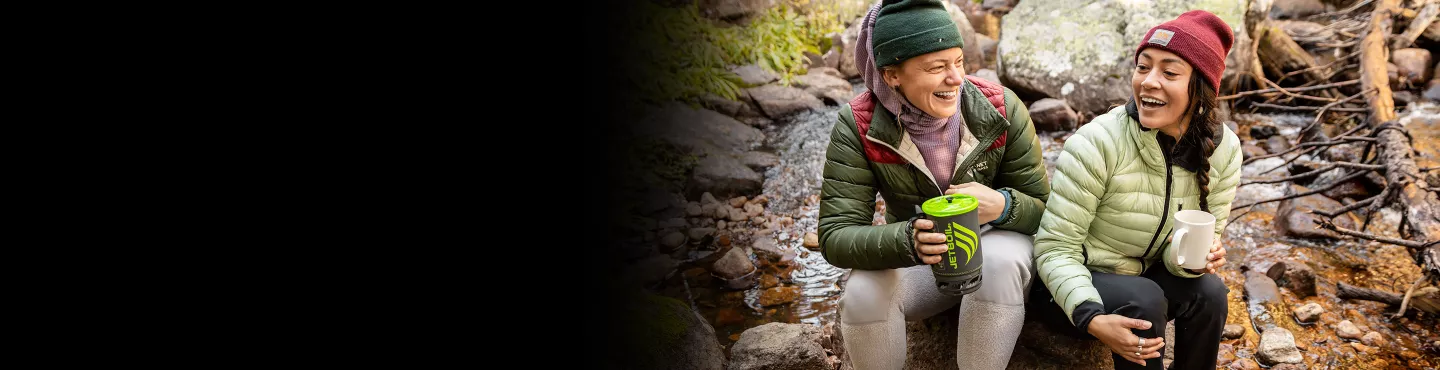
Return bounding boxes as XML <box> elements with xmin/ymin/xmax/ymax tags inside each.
<box><xmin>1275</xmin><ymin>184</ymin><xmax>1357</xmax><ymax>240</ymax></box>
<box><xmin>1394</xmin><ymin>91</ymin><xmax>1417</xmax><ymax>105</ymax></box>
<box><xmin>759</xmin><ymin>274</ymin><xmax>779</xmax><ymax>289</ymax></box>
<box><xmin>977</xmin><ymin>35</ymin><xmax>999</xmax><ymax>70</ymax></box>
<box><xmin>728</xmin><ymin>323</ymin><xmax>829</xmax><ymax>370</ymax></box>
<box><xmin>1244</xmin><ymin>269</ymin><xmax>1284</xmax><ymax>331</ymax></box>
<box><xmin>803</xmin><ymin>232</ymin><xmax>820</xmax><ymax>250</ymax></box>
<box><xmin>1029</xmin><ymin>98</ymin><xmax>1080</xmax><ymax>132</ymax></box>
<box><xmin>628</xmin><ymin>255</ymin><xmax>681</xmax><ymax>287</ymax></box>
<box><xmin>1271</xmin><ymin>364</ymin><xmax>1305</xmax><ymax>370</ymax></box>
<box><xmin>804</xmin><ymin>51</ymin><xmax>825</xmax><ymax>70</ymax></box>
<box><xmin>712</xmin><ymin>247</ymin><xmax>757</xmax><ymax>289</ymax></box>
<box><xmin>1224</xmin><ymin>324</ymin><xmax>1246</xmax><ymax>340</ymax></box>
<box><xmin>661</xmin><ymin>217</ymin><xmax>689</xmax><ymax>229</ymax></box>
<box><xmin>1270</xmin><ymin>0</ymin><xmax>1330</xmax><ymax>20</ymax></box>
<box><xmin>1293</xmin><ymin>302</ymin><xmax>1324</xmax><ymax>323</ymax></box>
<box><xmin>998</xmin><ymin>0</ymin><xmax>1244</xmax><ymax>115</ymax></box>
<box><xmin>1249</xmin><ymin>124</ymin><xmax>1279</xmax><ymax>140</ymax></box>
<box><xmin>731</xmin><ymin>64</ymin><xmax>779</xmax><ymax>86</ymax></box>
<box><xmin>745</xmin><ymin>85</ymin><xmax>824</xmax><ymax>119</ymax></box>
<box><xmin>730</xmin><ymin>196</ymin><xmax>748</xmax><ymax>208</ymax></box>
<box><xmin>702</xmin><ymin>192</ymin><xmax>718</xmax><ymax>205</ymax></box>
<box><xmin>1350</xmin><ymin>342</ymin><xmax>1372</xmax><ymax>353</ymax></box>
<box><xmin>752</xmin><ymin>237</ymin><xmax>784</xmax><ymax>259</ymax></box>
<box><xmin>1426</xmin><ymin>79</ymin><xmax>1440</xmax><ymax>101</ymax></box>
<box><xmin>1243</xmin><ymin>144</ymin><xmax>1268</xmax><ymax>159</ymax></box>
<box><xmin>718</xmin><ymin>220</ymin><xmax>728</xmax><ymax>230</ymax></box>
<box><xmin>1217</xmin><ymin>343</ymin><xmax>1236</xmax><ymax>365</ymax></box>
<box><xmin>700</xmin><ymin>93</ymin><xmax>747</xmax><ymax>117</ymax></box>
<box><xmin>1278</xmin><ymin>20</ymin><xmax>1333</xmax><ymax>45</ymax></box>
<box><xmin>748</xmin><ymin>194</ymin><xmax>768</xmax><ymax>205</ymax></box>
<box><xmin>1336</xmin><ymin>320</ymin><xmax>1363</xmax><ymax>340</ymax></box>
<box><xmin>1267</xmin><ymin>261</ymin><xmax>1318</xmax><ymax>298</ymax></box>
<box><xmin>1263</xmin><ymin>136</ymin><xmax>1291</xmax><ymax>155</ymax></box>
<box><xmin>821</xmin><ymin>48</ymin><xmax>841</xmax><ymax>70</ymax></box>
<box><xmin>983</xmin><ymin>0</ymin><xmax>1013</xmax><ymax>11</ymax></box>
<box><xmin>792</xmin><ymin>71</ymin><xmax>855</xmax><ymax>105</ymax></box>
<box><xmin>1229</xmin><ymin>358</ymin><xmax>1261</xmax><ymax>370</ymax></box>
<box><xmin>972</xmin><ymin>68</ymin><xmax>1000</xmax><ymax>83</ymax></box>
<box><xmin>757</xmin><ymin>286</ymin><xmax>801</xmax><ymax>307</ymax></box>
<box><xmin>699</xmin><ymin>0</ymin><xmax>769</xmax><ymax>21</ymax></box>
<box><xmin>1007</xmin><ymin>318</ymin><xmax>1115</xmax><ymax>369</ymax></box>
<box><xmin>689</xmin><ymin>227</ymin><xmax>717</xmax><ymax>244</ymax></box>
<box><xmin>633</xmin><ymin>102</ymin><xmax>765</xmax><ymax>199</ymax></box>
<box><xmin>745</xmin><ymin>203</ymin><xmax>764</xmax><ymax>218</ymax></box>
<box><xmin>1392</xmin><ymin>48</ymin><xmax>1432</xmax><ymax>88</ymax></box>
<box><xmin>837</xmin><ymin>16</ymin><xmax>863</xmax><ymax>79</ymax></box>
<box><xmin>1257</xmin><ymin>327</ymin><xmax>1304</xmax><ymax>365</ymax></box>
<box><xmin>725</xmin><ymin>208</ymin><xmax>747</xmax><ymax>223</ymax></box>
<box><xmin>1361</xmin><ymin>331</ymin><xmax>1384</xmax><ymax>347</ymax></box>
<box><xmin>687</xmin><ymin>202</ymin><xmax>704</xmax><ymax>217</ymax></box>
<box><xmin>613</xmin><ymin>293</ymin><xmax>726</xmax><ymax>370</ymax></box>
<box><xmin>737</xmin><ymin>151</ymin><xmax>780</xmax><ymax>172</ymax></box>
<box><xmin>750</xmin><ymin>216</ymin><xmax>766</xmax><ymax>225</ymax></box>
<box><xmin>810</xmin><ymin>66</ymin><xmax>845</xmax><ymax>80</ymax></box>
<box><xmin>662</xmin><ymin>231</ymin><xmax>688</xmax><ymax>249</ymax></box>
<box><xmin>940</xmin><ymin>0</ymin><xmax>985</xmax><ymax>74</ymax></box>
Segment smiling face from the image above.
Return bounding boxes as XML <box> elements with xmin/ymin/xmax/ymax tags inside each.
<box><xmin>1132</xmin><ymin>48</ymin><xmax>1194</xmax><ymax>138</ymax></box>
<box><xmin>882</xmin><ymin>47</ymin><xmax>965</xmax><ymax>118</ymax></box>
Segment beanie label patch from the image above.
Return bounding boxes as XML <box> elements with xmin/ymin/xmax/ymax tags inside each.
<box><xmin>1148</xmin><ymin>29</ymin><xmax>1174</xmax><ymax>46</ymax></box>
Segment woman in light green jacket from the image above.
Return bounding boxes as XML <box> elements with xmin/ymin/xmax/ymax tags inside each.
<box><xmin>1031</xmin><ymin>10</ymin><xmax>1242</xmax><ymax>370</ymax></box>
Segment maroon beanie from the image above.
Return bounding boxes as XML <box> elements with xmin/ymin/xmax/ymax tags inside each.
<box><xmin>1134</xmin><ymin>10</ymin><xmax>1233</xmax><ymax>93</ymax></box>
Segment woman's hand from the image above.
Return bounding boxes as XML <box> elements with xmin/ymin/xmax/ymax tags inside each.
<box><xmin>911</xmin><ymin>219</ymin><xmax>949</xmax><ymax>265</ymax></box>
<box><xmin>1086</xmin><ymin>314</ymin><xmax>1165</xmax><ymax>366</ymax></box>
<box><xmin>944</xmin><ymin>182</ymin><xmax>1004</xmax><ymax>224</ymax></box>
<box><xmin>1186</xmin><ymin>239</ymin><xmax>1227</xmax><ymax>274</ymax></box>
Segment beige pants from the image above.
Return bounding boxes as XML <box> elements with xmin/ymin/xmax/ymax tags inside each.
<box><xmin>839</xmin><ymin>227</ymin><xmax>1034</xmax><ymax>370</ymax></box>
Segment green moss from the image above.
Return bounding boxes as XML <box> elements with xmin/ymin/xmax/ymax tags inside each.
<box><xmin>614</xmin><ymin>292</ymin><xmax>697</xmax><ymax>369</ymax></box>
<box><xmin>617</xmin><ymin>0</ymin><xmax>862</xmax><ymax>106</ymax></box>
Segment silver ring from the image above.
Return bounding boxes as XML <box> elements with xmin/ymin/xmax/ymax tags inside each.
<box><xmin>1135</xmin><ymin>351</ymin><xmax>1141</xmax><ymax>356</ymax></box>
<box><xmin>1139</xmin><ymin>338</ymin><xmax>1145</xmax><ymax>347</ymax></box>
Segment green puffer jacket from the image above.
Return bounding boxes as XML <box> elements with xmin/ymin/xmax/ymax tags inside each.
<box><xmin>1034</xmin><ymin>103</ymin><xmax>1243</xmax><ymax>325</ymax></box>
<box><xmin>819</xmin><ymin>76</ymin><xmax>1050</xmax><ymax>270</ymax></box>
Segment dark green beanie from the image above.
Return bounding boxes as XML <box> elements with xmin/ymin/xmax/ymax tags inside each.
<box><xmin>872</xmin><ymin>0</ymin><xmax>963</xmax><ymax>68</ymax></box>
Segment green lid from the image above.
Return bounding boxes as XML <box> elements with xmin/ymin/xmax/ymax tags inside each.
<box><xmin>921</xmin><ymin>194</ymin><xmax>978</xmax><ymax>217</ymax></box>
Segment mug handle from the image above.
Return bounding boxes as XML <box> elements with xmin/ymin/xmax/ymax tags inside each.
<box><xmin>1172</xmin><ymin>228</ymin><xmax>1189</xmax><ymax>266</ymax></box>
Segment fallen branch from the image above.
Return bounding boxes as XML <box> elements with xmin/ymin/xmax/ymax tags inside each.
<box><xmin>1396</xmin><ymin>273</ymin><xmax>1430</xmax><ymax>318</ymax></box>
<box><xmin>1337</xmin><ymin>281</ymin><xmax>1440</xmax><ymax>315</ymax></box>
<box><xmin>1313</xmin><ymin>0</ymin><xmax>1375</xmax><ymax>19</ymax></box>
<box><xmin>1219</xmin><ymin>79</ymin><xmax>1360</xmax><ymax>100</ymax></box>
<box><xmin>1314</xmin><ymin>218</ymin><xmax>1428</xmax><ymax>249</ymax></box>
<box><xmin>1231</xmin><ymin>170</ymin><xmax>1372</xmax><ymax>210</ymax></box>
<box><xmin>1241</xmin><ymin>162</ymin><xmax>1387</xmax><ymax>186</ymax></box>
<box><xmin>1250</xmin><ymin>103</ymin><xmax>1370</xmax><ymax>112</ymax></box>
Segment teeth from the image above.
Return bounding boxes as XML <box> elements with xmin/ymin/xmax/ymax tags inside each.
<box><xmin>1141</xmin><ymin>98</ymin><xmax>1166</xmax><ymax>105</ymax></box>
<box><xmin>935</xmin><ymin>91</ymin><xmax>956</xmax><ymax>98</ymax></box>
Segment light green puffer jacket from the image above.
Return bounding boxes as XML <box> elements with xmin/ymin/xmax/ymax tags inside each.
<box><xmin>1034</xmin><ymin>104</ymin><xmax>1243</xmax><ymax>323</ymax></box>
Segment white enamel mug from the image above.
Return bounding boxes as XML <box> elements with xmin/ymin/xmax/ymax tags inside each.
<box><xmin>1170</xmin><ymin>210</ymin><xmax>1215</xmax><ymax>269</ymax></box>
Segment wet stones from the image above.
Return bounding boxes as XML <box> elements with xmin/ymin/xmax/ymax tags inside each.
<box><xmin>803</xmin><ymin>232</ymin><xmax>819</xmax><ymax>250</ymax></box>
<box><xmin>1275</xmin><ymin>184</ymin><xmax>1357</xmax><ymax>240</ymax></box>
<box><xmin>1336</xmin><ymin>320</ymin><xmax>1364</xmax><ymax>340</ymax></box>
<box><xmin>757</xmin><ymin>286</ymin><xmax>801</xmax><ymax>307</ymax></box>
<box><xmin>1224</xmin><ymin>324</ymin><xmax>1246</xmax><ymax>340</ymax></box>
<box><xmin>1244</xmin><ymin>269</ymin><xmax>1284</xmax><ymax>331</ymax></box>
<box><xmin>1257</xmin><ymin>327</ymin><xmax>1304</xmax><ymax>365</ymax></box>
<box><xmin>1293</xmin><ymin>302</ymin><xmax>1324</xmax><ymax>323</ymax></box>
<box><xmin>713</xmin><ymin>247</ymin><xmax>758</xmax><ymax>290</ymax></box>
<box><xmin>1249</xmin><ymin>124</ymin><xmax>1279</xmax><ymax>140</ymax></box>
<box><xmin>1361</xmin><ymin>331</ymin><xmax>1385</xmax><ymax>347</ymax></box>
<box><xmin>1267</xmin><ymin>261</ymin><xmax>1318</xmax><ymax>298</ymax></box>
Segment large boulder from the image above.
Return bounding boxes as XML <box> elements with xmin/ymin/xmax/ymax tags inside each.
<box><xmin>998</xmin><ymin>0</ymin><xmax>1245</xmax><ymax>115</ymax></box>
<box><xmin>745</xmin><ymin>85</ymin><xmax>825</xmax><ymax>119</ymax></box>
<box><xmin>941</xmin><ymin>0</ymin><xmax>985</xmax><ymax>75</ymax></box>
<box><xmin>901</xmin><ymin>305</ymin><xmax>1114</xmax><ymax>369</ymax></box>
<box><xmin>729</xmin><ymin>323</ymin><xmax>832</xmax><ymax>370</ymax></box>
<box><xmin>792</xmin><ymin>71</ymin><xmax>856</xmax><ymax>105</ymax></box>
<box><xmin>632</xmin><ymin>102</ymin><xmax>765</xmax><ymax>199</ymax></box>
<box><xmin>613</xmin><ymin>293</ymin><xmax>727</xmax><ymax>370</ymax></box>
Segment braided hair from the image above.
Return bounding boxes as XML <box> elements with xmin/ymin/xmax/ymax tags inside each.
<box><xmin>1181</xmin><ymin>73</ymin><xmax>1219</xmax><ymax>213</ymax></box>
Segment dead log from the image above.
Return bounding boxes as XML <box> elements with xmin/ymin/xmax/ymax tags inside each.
<box><xmin>1361</xmin><ymin>0</ymin><xmax>1401</xmax><ymax>123</ymax></box>
<box><xmin>1259</xmin><ymin>22</ymin><xmax>1329</xmax><ymax>84</ymax></box>
<box><xmin>1337</xmin><ymin>281</ymin><xmax>1440</xmax><ymax>315</ymax></box>
<box><xmin>1393</xmin><ymin>1</ymin><xmax>1440</xmax><ymax>50</ymax></box>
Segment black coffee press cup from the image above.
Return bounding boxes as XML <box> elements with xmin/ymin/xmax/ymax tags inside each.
<box><xmin>920</xmin><ymin>194</ymin><xmax>983</xmax><ymax>297</ymax></box>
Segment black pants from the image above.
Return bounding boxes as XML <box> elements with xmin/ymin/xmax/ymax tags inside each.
<box><xmin>1029</xmin><ymin>266</ymin><xmax>1229</xmax><ymax>370</ymax></box>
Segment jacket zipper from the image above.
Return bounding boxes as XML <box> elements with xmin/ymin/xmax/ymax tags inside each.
<box><xmin>1081</xmin><ymin>244</ymin><xmax>1090</xmax><ymax>265</ymax></box>
<box><xmin>1139</xmin><ymin>155</ymin><xmax>1175</xmax><ymax>269</ymax></box>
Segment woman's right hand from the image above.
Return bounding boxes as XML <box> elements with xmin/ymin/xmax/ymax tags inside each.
<box><xmin>911</xmin><ymin>219</ymin><xmax>949</xmax><ymax>265</ymax></box>
<box><xmin>1086</xmin><ymin>314</ymin><xmax>1165</xmax><ymax>366</ymax></box>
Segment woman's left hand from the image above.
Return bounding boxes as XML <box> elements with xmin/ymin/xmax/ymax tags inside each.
<box><xmin>1187</xmin><ymin>239</ymin><xmax>1227</xmax><ymax>274</ymax></box>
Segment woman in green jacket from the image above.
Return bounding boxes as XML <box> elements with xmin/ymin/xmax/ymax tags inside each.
<box><xmin>1032</xmin><ymin>10</ymin><xmax>1242</xmax><ymax>370</ymax></box>
<box><xmin>819</xmin><ymin>0</ymin><xmax>1050</xmax><ymax>368</ymax></box>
